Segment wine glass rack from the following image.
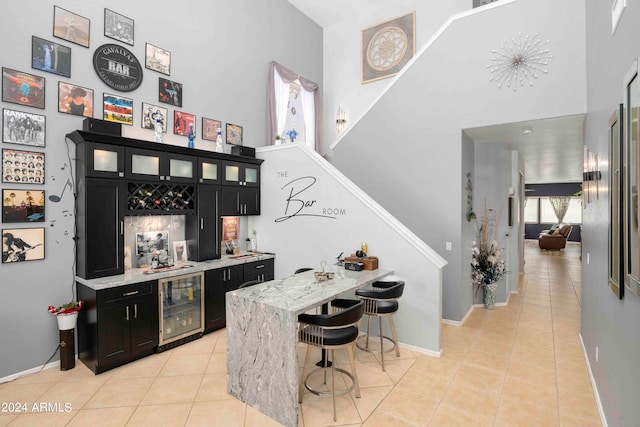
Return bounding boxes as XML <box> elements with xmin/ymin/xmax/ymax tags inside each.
<box><xmin>127</xmin><ymin>182</ymin><xmax>196</xmax><ymax>214</ymax></box>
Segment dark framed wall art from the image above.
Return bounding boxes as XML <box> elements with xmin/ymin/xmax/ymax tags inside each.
<box><xmin>2</xmin><ymin>227</ymin><xmax>45</xmax><ymax>263</ymax></box>
<box><xmin>2</xmin><ymin>189</ymin><xmax>45</xmax><ymax>223</ymax></box>
<box><xmin>159</xmin><ymin>78</ymin><xmax>182</xmax><ymax>107</ymax></box>
<box><xmin>2</xmin><ymin>108</ymin><xmax>45</xmax><ymax>147</ymax></box>
<box><xmin>2</xmin><ymin>148</ymin><xmax>45</xmax><ymax>184</ymax></box>
<box><xmin>226</xmin><ymin>123</ymin><xmax>243</xmax><ymax>145</ymax></box>
<box><xmin>145</xmin><ymin>43</ymin><xmax>171</xmax><ymax>76</ymax></box>
<box><xmin>2</xmin><ymin>68</ymin><xmax>45</xmax><ymax>109</ymax></box>
<box><xmin>31</xmin><ymin>36</ymin><xmax>71</xmax><ymax>78</ymax></box>
<box><xmin>103</xmin><ymin>93</ymin><xmax>133</xmax><ymax>125</ymax></box>
<box><xmin>104</xmin><ymin>8</ymin><xmax>134</xmax><ymax>46</ymax></box>
<box><xmin>53</xmin><ymin>6</ymin><xmax>90</xmax><ymax>48</ymax></box>
<box><xmin>141</xmin><ymin>102</ymin><xmax>167</xmax><ymax>132</ymax></box>
<box><xmin>202</xmin><ymin>118</ymin><xmax>221</xmax><ymax>141</ymax></box>
<box><xmin>174</xmin><ymin>111</ymin><xmax>195</xmax><ymax>136</ymax></box>
<box><xmin>58</xmin><ymin>82</ymin><xmax>93</xmax><ymax>117</ymax></box>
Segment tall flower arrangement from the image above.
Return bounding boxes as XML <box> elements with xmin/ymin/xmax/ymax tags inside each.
<box><xmin>471</xmin><ymin>203</ymin><xmax>508</xmax><ymax>300</ymax></box>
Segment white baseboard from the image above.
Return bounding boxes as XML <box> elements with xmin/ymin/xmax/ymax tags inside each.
<box><xmin>578</xmin><ymin>333</ymin><xmax>608</xmax><ymax>427</ymax></box>
<box><xmin>442</xmin><ymin>305</ymin><xmax>475</xmax><ymax>326</ymax></box>
<box><xmin>0</xmin><ymin>360</ymin><xmax>60</xmax><ymax>384</ymax></box>
<box><xmin>398</xmin><ymin>341</ymin><xmax>441</xmax><ymax>358</ymax></box>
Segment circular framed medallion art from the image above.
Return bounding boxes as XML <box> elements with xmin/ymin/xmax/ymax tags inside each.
<box><xmin>92</xmin><ymin>44</ymin><xmax>143</xmax><ymax>92</ymax></box>
<box><xmin>362</xmin><ymin>11</ymin><xmax>415</xmax><ymax>84</ymax></box>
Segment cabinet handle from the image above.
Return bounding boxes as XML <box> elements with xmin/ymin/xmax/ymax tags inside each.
<box><xmin>236</xmin><ymin>194</ymin><xmax>240</xmax><ymax>213</ymax></box>
<box><xmin>215</xmin><ymin>195</ymin><xmax>219</xmax><ymax>255</ymax></box>
<box><xmin>120</xmin><ymin>220</ymin><xmax>124</xmax><ymax>235</ymax></box>
<box><xmin>123</xmin><ymin>291</ymin><xmax>139</xmax><ymax>296</ymax></box>
<box><xmin>166</xmin><ymin>176</ymin><xmax>171</xmax><ymax>181</ymax></box>
<box><xmin>228</xmin><ymin>268</ymin><xmax>232</xmax><ymax>281</ymax></box>
<box><xmin>125</xmin><ymin>306</ymin><xmax>130</xmax><ymax>321</ymax></box>
<box><xmin>134</xmin><ymin>303</ymin><xmax>138</xmax><ymax>319</ymax></box>
<box><xmin>223</xmin><ymin>269</ymin><xmax>227</xmax><ymax>281</ymax></box>
<box><xmin>200</xmin><ymin>218</ymin><xmax>204</xmax><ymax>229</ymax></box>
<box><xmin>255</xmin><ymin>264</ymin><xmax>265</xmax><ymax>269</ymax></box>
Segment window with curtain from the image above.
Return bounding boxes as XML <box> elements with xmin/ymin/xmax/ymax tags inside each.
<box><xmin>524</xmin><ymin>197</ymin><xmax>539</xmax><ymax>223</ymax></box>
<box><xmin>267</xmin><ymin>61</ymin><xmax>321</xmax><ymax>153</ymax></box>
<box><xmin>540</xmin><ymin>197</ymin><xmax>582</xmax><ymax>224</ymax></box>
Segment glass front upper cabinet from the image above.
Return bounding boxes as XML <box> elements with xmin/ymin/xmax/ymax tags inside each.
<box><xmin>126</xmin><ymin>148</ymin><xmax>195</xmax><ymax>182</ymax></box>
<box><xmin>222</xmin><ymin>161</ymin><xmax>259</xmax><ymax>187</ymax></box>
<box><xmin>86</xmin><ymin>143</ymin><xmax>124</xmax><ymax>178</ymax></box>
<box><xmin>198</xmin><ymin>158</ymin><xmax>220</xmax><ymax>184</ymax></box>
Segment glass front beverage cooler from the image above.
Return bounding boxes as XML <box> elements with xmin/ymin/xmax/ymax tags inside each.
<box><xmin>158</xmin><ymin>272</ymin><xmax>204</xmax><ymax>351</ymax></box>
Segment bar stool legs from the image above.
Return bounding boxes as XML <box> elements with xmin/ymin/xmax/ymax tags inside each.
<box><xmin>357</xmin><ymin>313</ymin><xmax>400</xmax><ymax>372</ymax></box>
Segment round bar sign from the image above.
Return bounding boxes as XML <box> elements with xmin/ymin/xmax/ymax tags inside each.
<box><xmin>93</xmin><ymin>44</ymin><xmax>143</xmax><ymax>92</ymax></box>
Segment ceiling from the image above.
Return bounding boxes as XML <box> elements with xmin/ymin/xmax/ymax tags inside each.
<box><xmin>287</xmin><ymin>1</ymin><xmax>585</xmax><ymax>185</ymax></box>
<box><xmin>464</xmin><ymin>114</ymin><xmax>585</xmax><ymax>184</ymax></box>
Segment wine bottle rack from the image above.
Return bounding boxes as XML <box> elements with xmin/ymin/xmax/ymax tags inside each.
<box><xmin>127</xmin><ymin>183</ymin><xmax>196</xmax><ymax>214</ymax></box>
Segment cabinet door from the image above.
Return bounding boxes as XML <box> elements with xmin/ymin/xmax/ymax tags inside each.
<box><xmin>243</xmin><ymin>164</ymin><xmax>260</xmax><ymax>188</ymax></box>
<box><xmin>126</xmin><ymin>148</ymin><xmax>162</xmax><ymax>181</ymax></box>
<box><xmin>87</xmin><ymin>143</ymin><xmax>124</xmax><ymax>179</ymax></box>
<box><xmin>198</xmin><ymin>158</ymin><xmax>221</xmax><ymax>185</ymax></box>
<box><xmin>97</xmin><ymin>304</ymin><xmax>130</xmax><ymax>366</ymax></box>
<box><xmin>83</xmin><ymin>179</ymin><xmax>125</xmax><ymax>279</ymax></box>
<box><xmin>186</xmin><ymin>186</ymin><xmax>221</xmax><ymax>261</ymax></box>
<box><xmin>243</xmin><ymin>259</ymin><xmax>274</xmax><ymax>282</ymax></box>
<box><xmin>241</xmin><ymin>188</ymin><xmax>260</xmax><ymax>215</ymax></box>
<box><xmin>221</xmin><ymin>188</ymin><xmax>241</xmax><ymax>216</ymax></box>
<box><xmin>166</xmin><ymin>153</ymin><xmax>196</xmax><ymax>183</ymax></box>
<box><xmin>204</xmin><ymin>269</ymin><xmax>224</xmax><ymax>332</ymax></box>
<box><xmin>222</xmin><ymin>161</ymin><xmax>242</xmax><ymax>186</ymax></box>
<box><xmin>130</xmin><ymin>296</ymin><xmax>159</xmax><ymax>355</ymax></box>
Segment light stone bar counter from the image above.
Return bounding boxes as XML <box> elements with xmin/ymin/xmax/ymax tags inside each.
<box><xmin>75</xmin><ymin>252</ymin><xmax>275</xmax><ymax>290</ymax></box>
<box><xmin>226</xmin><ymin>268</ymin><xmax>393</xmax><ymax>427</ymax></box>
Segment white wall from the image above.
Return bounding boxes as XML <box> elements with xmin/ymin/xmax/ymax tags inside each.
<box><xmin>322</xmin><ymin>0</ymin><xmax>470</xmax><ymax>150</ymax></box>
<box><xmin>0</xmin><ymin>0</ymin><xmax>322</xmax><ymax>379</ymax></box>
<box><xmin>330</xmin><ymin>0</ymin><xmax>587</xmax><ymax>320</ymax></box>
<box><xmin>249</xmin><ymin>144</ymin><xmax>446</xmax><ymax>353</ymax></box>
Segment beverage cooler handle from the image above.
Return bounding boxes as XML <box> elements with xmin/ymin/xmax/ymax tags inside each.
<box><xmin>134</xmin><ymin>303</ymin><xmax>138</xmax><ymax>319</ymax></box>
<box><xmin>125</xmin><ymin>306</ymin><xmax>129</xmax><ymax>321</ymax></box>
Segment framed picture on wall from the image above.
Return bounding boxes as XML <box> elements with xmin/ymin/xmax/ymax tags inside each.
<box><xmin>104</xmin><ymin>8</ymin><xmax>134</xmax><ymax>46</ymax></box>
<box><xmin>2</xmin><ymin>227</ymin><xmax>45</xmax><ymax>263</ymax></box>
<box><xmin>202</xmin><ymin>117</ymin><xmax>221</xmax><ymax>141</ymax></box>
<box><xmin>226</xmin><ymin>123</ymin><xmax>243</xmax><ymax>145</ymax></box>
<box><xmin>2</xmin><ymin>68</ymin><xmax>46</xmax><ymax>109</ymax></box>
<box><xmin>159</xmin><ymin>77</ymin><xmax>182</xmax><ymax>107</ymax></box>
<box><xmin>172</xmin><ymin>240</ymin><xmax>188</xmax><ymax>263</ymax></box>
<box><xmin>2</xmin><ymin>148</ymin><xmax>45</xmax><ymax>185</ymax></box>
<box><xmin>103</xmin><ymin>93</ymin><xmax>133</xmax><ymax>125</ymax></box>
<box><xmin>53</xmin><ymin>6</ymin><xmax>90</xmax><ymax>48</ymax></box>
<box><xmin>2</xmin><ymin>108</ymin><xmax>46</xmax><ymax>147</ymax></box>
<box><xmin>31</xmin><ymin>36</ymin><xmax>71</xmax><ymax>78</ymax></box>
<box><xmin>174</xmin><ymin>111</ymin><xmax>195</xmax><ymax>136</ymax></box>
<box><xmin>145</xmin><ymin>43</ymin><xmax>171</xmax><ymax>76</ymax></box>
<box><xmin>2</xmin><ymin>189</ymin><xmax>45</xmax><ymax>223</ymax></box>
<box><xmin>141</xmin><ymin>102</ymin><xmax>167</xmax><ymax>132</ymax></box>
<box><xmin>58</xmin><ymin>82</ymin><xmax>93</xmax><ymax>117</ymax></box>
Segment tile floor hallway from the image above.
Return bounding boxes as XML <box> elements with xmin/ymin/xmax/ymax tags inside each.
<box><xmin>0</xmin><ymin>241</ymin><xmax>602</xmax><ymax>426</ymax></box>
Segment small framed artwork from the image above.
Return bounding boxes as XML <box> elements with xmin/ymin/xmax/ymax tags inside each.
<box><xmin>2</xmin><ymin>227</ymin><xmax>45</xmax><ymax>263</ymax></box>
<box><xmin>202</xmin><ymin>118</ymin><xmax>221</xmax><ymax>141</ymax></box>
<box><xmin>159</xmin><ymin>77</ymin><xmax>182</xmax><ymax>107</ymax></box>
<box><xmin>31</xmin><ymin>36</ymin><xmax>71</xmax><ymax>78</ymax></box>
<box><xmin>172</xmin><ymin>240</ymin><xmax>188</xmax><ymax>263</ymax></box>
<box><xmin>3</xmin><ymin>109</ymin><xmax>46</xmax><ymax>147</ymax></box>
<box><xmin>2</xmin><ymin>189</ymin><xmax>45</xmax><ymax>223</ymax></box>
<box><xmin>226</xmin><ymin>123</ymin><xmax>243</xmax><ymax>145</ymax></box>
<box><xmin>58</xmin><ymin>82</ymin><xmax>93</xmax><ymax>117</ymax></box>
<box><xmin>361</xmin><ymin>11</ymin><xmax>415</xmax><ymax>84</ymax></box>
<box><xmin>145</xmin><ymin>43</ymin><xmax>171</xmax><ymax>76</ymax></box>
<box><xmin>53</xmin><ymin>6</ymin><xmax>90</xmax><ymax>48</ymax></box>
<box><xmin>103</xmin><ymin>93</ymin><xmax>133</xmax><ymax>125</ymax></box>
<box><xmin>136</xmin><ymin>230</ymin><xmax>169</xmax><ymax>256</ymax></box>
<box><xmin>104</xmin><ymin>8</ymin><xmax>134</xmax><ymax>46</ymax></box>
<box><xmin>2</xmin><ymin>68</ymin><xmax>46</xmax><ymax>109</ymax></box>
<box><xmin>174</xmin><ymin>111</ymin><xmax>195</xmax><ymax>136</ymax></box>
<box><xmin>2</xmin><ymin>148</ymin><xmax>45</xmax><ymax>185</ymax></box>
<box><xmin>141</xmin><ymin>102</ymin><xmax>167</xmax><ymax>132</ymax></box>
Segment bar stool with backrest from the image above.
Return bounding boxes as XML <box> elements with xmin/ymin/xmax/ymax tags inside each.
<box><xmin>238</xmin><ymin>280</ymin><xmax>261</xmax><ymax>289</ymax></box>
<box><xmin>355</xmin><ymin>280</ymin><xmax>404</xmax><ymax>371</ymax></box>
<box><xmin>298</xmin><ymin>299</ymin><xmax>364</xmax><ymax>422</ymax></box>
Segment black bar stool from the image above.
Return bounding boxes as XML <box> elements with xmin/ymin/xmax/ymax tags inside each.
<box><xmin>355</xmin><ymin>281</ymin><xmax>404</xmax><ymax>371</ymax></box>
<box><xmin>298</xmin><ymin>299</ymin><xmax>364</xmax><ymax>422</ymax></box>
<box><xmin>294</xmin><ymin>267</ymin><xmax>313</xmax><ymax>274</ymax></box>
<box><xmin>238</xmin><ymin>280</ymin><xmax>261</xmax><ymax>289</ymax></box>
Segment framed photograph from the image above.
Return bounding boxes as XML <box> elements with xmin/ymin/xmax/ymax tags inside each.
<box><xmin>172</xmin><ymin>240</ymin><xmax>188</xmax><ymax>263</ymax></box>
<box><xmin>104</xmin><ymin>8</ymin><xmax>134</xmax><ymax>46</ymax></box>
<box><xmin>2</xmin><ymin>227</ymin><xmax>45</xmax><ymax>263</ymax></box>
<box><xmin>31</xmin><ymin>36</ymin><xmax>71</xmax><ymax>78</ymax></box>
<box><xmin>202</xmin><ymin>118</ymin><xmax>221</xmax><ymax>142</ymax></box>
<box><xmin>2</xmin><ymin>149</ymin><xmax>45</xmax><ymax>185</ymax></box>
<box><xmin>174</xmin><ymin>111</ymin><xmax>195</xmax><ymax>136</ymax></box>
<box><xmin>159</xmin><ymin>77</ymin><xmax>182</xmax><ymax>107</ymax></box>
<box><xmin>136</xmin><ymin>230</ymin><xmax>168</xmax><ymax>256</ymax></box>
<box><xmin>58</xmin><ymin>82</ymin><xmax>93</xmax><ymax>117</ymax></box>
<box><xmin>361</xmin><ymin>11</ymin><xmax>415</xmax><ymax>84</ymax></box>
<box><xmin>2</xmin><ymin>189</ymin><xmax>45</xmax><ymax>223</ymax></box>
<box><xmin>2</xmin><ymin>68</ymin><xmax>45</xmax><ymax>109</ymax></box>
<box><xmin>145</xmin><ymin>43</ymin><xmax>171</xmax><ymax>76</ymax></box>
<box><xmin>226</xmin><ymin>123</ymin><xmax>243</xmax><ymax>145</ymax></box>
<box><xmin>53</xmin><ymin>6</ymin><xmax>90</xmax><ymax>48</ymax></box>
<box><xmin>3</xmin><ymin>109</ymin><xmax>46</xmax><ymax>147</ymax></box>
<box><xmin>141</xmin><ymin>102</ymin><xmax>167</xmax><ymax>132</ymax></box>
<box><xmin>103</xmin><ymin>93</ymin><xmax>133</xmax><ymax>126</ymax></box>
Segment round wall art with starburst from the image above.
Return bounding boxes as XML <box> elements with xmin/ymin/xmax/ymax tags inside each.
<box><xmin>487</xmin><ymin>33</ymin><xmax>553</xmax><ymax>91</ymax></box>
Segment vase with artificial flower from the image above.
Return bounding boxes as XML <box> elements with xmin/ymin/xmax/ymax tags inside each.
<box><xmin>471</xmin><ymin>203</ymin><xmax>508</xmax><ymax>309</ymax></box>
<box><xmin>48</xmin><ymin>301</ymin><xmax>83</xmax><ymax>330</ymax></box>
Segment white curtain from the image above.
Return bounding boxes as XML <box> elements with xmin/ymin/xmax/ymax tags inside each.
<box><xmin>273</xmin><ymin>72</ymin><xmax>289</xmax><ymax>141</ymax></box>
<box><xmin>550</xmin><ymin>196</ymin><xmax>571</xmax><ymax>223</ymax></box>
<box><xmin>300</xmin><ymin>88</ymin><xmax>315</xmax><ymax>147</ymax></box>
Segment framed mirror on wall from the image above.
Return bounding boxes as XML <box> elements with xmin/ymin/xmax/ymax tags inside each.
<box><xmin>624</xmin><ymin>60</ymin><xmax>640</xmax><ymax>298</ymax></box>
<box><xmin>609</xmin><ymin>105</ymin><xmax>624</xmax><ymax>299</ymax></box>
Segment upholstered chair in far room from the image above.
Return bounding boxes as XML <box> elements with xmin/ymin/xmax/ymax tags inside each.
<box><xmin>354</xmin><ymin>280</ymin><xmax>404</xmax><ymax>372</ymax></box>
<box><xmin>298</xmin><ymin>299</ymin><xmax>364</xmax><ymax>422</ymax></box>
<box><xmin>538</xmin><ymin>223</ymin><xmax>573</xmax><ymax>250</ymax></box>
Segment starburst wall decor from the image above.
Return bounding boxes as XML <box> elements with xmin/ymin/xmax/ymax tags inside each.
<box><xmin>487</xmin><ymin>33</ymin><xmax>553</xmax><ymax>91</ymax></box>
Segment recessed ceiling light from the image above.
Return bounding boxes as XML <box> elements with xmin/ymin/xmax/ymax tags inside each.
<box><xmin>522</xmin><ymin>126</ymin><xmax>533</xmax><ymax>135</ymax></box>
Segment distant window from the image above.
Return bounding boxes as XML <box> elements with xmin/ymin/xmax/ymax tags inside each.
<box><xmin>524</xmin><ymin>197</ymin><xmax>539</xmax><ymax>223</ymax></box>
<box><xmin>540</xmin><ymin>197</ymin><xmax>582</xmax><ymax>224</ymax></box>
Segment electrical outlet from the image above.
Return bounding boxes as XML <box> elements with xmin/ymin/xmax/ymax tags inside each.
<box><xmin>596</xmin><ymin>346</ymin><xmax>599</xmax><ymax>362</ymax></box>
<box><xmin>445</xmin><ymin>242</ymin><xmax>452</xmax><ymax>251</ymax></box>
<box><xmin>587</xmin><ymin>253</ymin><xmax>590</xmax><ymax>265</ymax></box>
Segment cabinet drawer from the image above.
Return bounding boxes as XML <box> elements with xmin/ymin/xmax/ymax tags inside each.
<box><xmin>243</xmin><ymin>259</ymin><xmax>274</xmax><ymax>277</ymax></box>
<box><xmin>98</xmin><ymin>281</ymin><xmax>156</xmax><ymax>306</ymax></box>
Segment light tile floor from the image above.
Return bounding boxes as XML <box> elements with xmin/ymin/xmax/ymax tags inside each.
<box><xmin>0</xmin><ymin>241</ymin><xmax>601</xmax><ymax>426</ymax></box>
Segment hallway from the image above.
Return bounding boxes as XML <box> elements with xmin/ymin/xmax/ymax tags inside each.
<box><xmin>0</xmin><ymin>242</ymin><xmax>600</xmax><ymax>426</ymax></box>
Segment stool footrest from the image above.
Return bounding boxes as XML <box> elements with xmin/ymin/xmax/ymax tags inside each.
<box><xmin>304</xmin><ymin>367</ymin><xmax>356</xmax><ymax>397</ymax></box>
<box><xmin>356</xmin><ymin>334</ymin><xmax>397</xmax><ymax>354</ymax></box>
